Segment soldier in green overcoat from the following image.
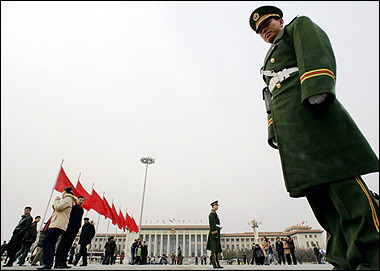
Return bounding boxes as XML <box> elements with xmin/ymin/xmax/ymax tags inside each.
<box><xmin>249</xmin><ymin>6</ymin><xmax>379</xmax><ymax>270</ymax></box>
<box><xmin>207</xmin><ymin>200</ymin><xmax>223</xmax><ymax>268</ymax></box>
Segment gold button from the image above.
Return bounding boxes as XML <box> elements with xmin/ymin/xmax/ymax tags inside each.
<box><xmin>276</xmin><ymin>83</ymin><xmax>281</xmax><ymax>88</ymax></box>
<box><xmin>270</xmin><ymin>58</ymin><xmax>275</xmax><ymax>63</ymax></box>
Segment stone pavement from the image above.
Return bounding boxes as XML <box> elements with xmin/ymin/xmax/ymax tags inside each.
<box><xmin>1</xmin><ymin>263</ymin><xmax>333</xmax><ymax>270</ymax></box>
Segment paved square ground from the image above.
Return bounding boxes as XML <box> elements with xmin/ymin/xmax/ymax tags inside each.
<box><xmin>1</xmin><ymin>263</ymin><xmax>333</xmax><ymax>270</ymax></box>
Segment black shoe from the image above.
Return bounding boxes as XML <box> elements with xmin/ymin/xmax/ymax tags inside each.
<box><xmin>3</xmin><ymin>263</ymin><xmax>13</xmax><ymax>267</ymax></box>
<box><xmin>37</xmin><ymin>265</ymin><xmax>53</xmax><ymax>270</ymax></box>
<box><xmin>79</xmin><ymin>264</ymin><xmax>87</xmax><ymax>266</ymax></box>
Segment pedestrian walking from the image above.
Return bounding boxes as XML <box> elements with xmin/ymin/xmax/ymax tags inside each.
<box><xmin>130</xmin><ymin>239</ymin><xmax>137</xmax><ymax>264</ymax></box>
<box><xmin>68</xmin><ymin>243</ymin><xmax>77</xmax><ymax>264</ymax></box>
<box><xmin>261</xmin><ymin>237</ymin><xmax>269</xmax><ymax>264</ymax></box>
<box><xmin>286</xmin><ymin>235</ymin><xmax>297</xmax><ymax>265</ymax></box>
<box><xmin>141</xmin><ymin>241</ymin><xmax>148</xmax><ymax>264</ymax></box>
<box><xmin>135</xmin><ymin>244</ymin><xmax>142</xmax><ymax>265</ymax></box>
<box><xmin>15</xmin><ymin>215</ymin><xmax>41</xmax><ymax>266</ymax></box>
<box><xmin>54</xmin><ymin>196</ymin><xmax>84</xmax><ymax>268</ymax></box>
<box><xmin>254</xmin><ymin>244</ymin><xmax>265</xmax><ymax>265</ymax></box>
<box><xmin>275</xmin><ymin>237</ymin><xmax>285</xmax><ymax>265</ymax></box>
<box><xmin>38</xmin><ymin>187</ymin><xmax>77</xmax><ymax>270</ymax></box>
<box><xmin>120</xmin><ymin>252</ymin><xmax>124</xmax><ymax>264</ymax></box>
<box><xmin>103</xmin><ymin>236</ymin><xmax>116</xmax><ymax>265</ymax></box>
<box><xmin>250</xmin><ymin>243</ymin><xmax>256</xmax><ymax>265</ymax></box>
<box><xmin>73</xmin><ymin>218</ymin><xmax>95</xmax><ymax>267</ymax></box>
<box><xmin>283</xmin><ymin>238</ymin><xmax>292</xmax><ymax>265</ymax></box>
<box><xmin>313</xmin><ymin>244</ymin><xmax>322</xmax><ymax>264</ymax></box>
<box><xmin>30</xmin><ymin>230</ymin><xmax>46</xmax><ymax>266</ymax></box>
<box><xmin>3</xmin><ymin>206</ymin><xmax>33</xmax><ymax>267</ymax></box>
<box><xmin>249</xmin><ymin>5</ymin><xmax>379</xmax><ymax>270</ymax></box>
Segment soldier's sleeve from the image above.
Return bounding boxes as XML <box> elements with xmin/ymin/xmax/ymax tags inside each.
<box><xmin>267</xmin><ymin>113</ymin><xmax>278</xmax><ymax>149</ymax></box>
<box><xmin>291</xmin><ymin>16</ymin><xmax>337</xmax><ymax>106</ymax></box>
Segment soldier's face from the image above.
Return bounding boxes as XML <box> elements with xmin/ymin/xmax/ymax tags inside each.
<box><xmin>258</xmin><ymin>18</ymin><xmax>284</xmax><ymax>44</ymax></box>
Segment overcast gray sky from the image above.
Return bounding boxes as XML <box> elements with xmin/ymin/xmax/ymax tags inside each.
<box><xmin>2</xmin><ymin>1</ymin><xmax>379</xmax><ymax>242</ymax></box>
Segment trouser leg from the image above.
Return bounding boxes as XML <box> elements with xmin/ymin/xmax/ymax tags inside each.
<box><xmin>18</xmin><ymin>243</ymin><xmax>32</xmax><ymax>264</ymax></box>
<box><xmin>32</xmin><ymin>247</ymin><xmax>43</xmax><ymax>265</ymax></box>
<box><xmin>210</xmin><ymin>251</ymin><xmax>220</xmax><ymax>268</ymax></box>
<box><xmin>42</xmin><ymin>228</ymin><xmax>63</xmax><ymax>266</ymax></box>
<box><xmin>80</xmin><ymin>245</ymin><xmax>87</xmax><ymax>265</ymax></box>
<box><xmin>285</xmin><ymin>254</ymin><xmax>291</xmax><ymax>265</ymax></box>
<box><xmin>290</xmin><ymin>249</ymin><xmax>297</xmax><ymax>264</ymax></box>
<box><xmin>329</xmin><ymin>177</ymin><xmax>379</xmax><ymax>270</ymax></box>
<box><xmin>55</xmin><ymin>231</ymin><xmax>77</xmax><ymax>265</ymax></box>
<box><xmin>306</xmin><ymin>182</ymin><xmax>350</xmax><ymax>270</ymax></box>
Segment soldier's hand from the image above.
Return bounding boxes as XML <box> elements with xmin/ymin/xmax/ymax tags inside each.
<box><xmin>308</xmin><ymin>94</ymin><xmax>327</xmax><ymax>105</ymax></box>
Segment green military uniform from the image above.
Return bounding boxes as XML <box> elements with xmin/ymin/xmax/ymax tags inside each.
<box><xmin>207</xmin><ymin>200</ymin><xmax>222</xmax><ymax>268</ymax></box>
<box><xmin>250</xmin><ymin>6</ymin><xmax>379</xmax><ymax>270</ymax></box>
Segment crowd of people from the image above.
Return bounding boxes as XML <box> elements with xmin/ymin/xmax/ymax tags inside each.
<box><xmin>1</xmin><ymin>187</ymin><xmax>96</xmax><ymax>270</ymax></box>
<box><xmin>249</xmin><ymin>235</ymin><xmax>298</xmax><ymax>265</ymax></box>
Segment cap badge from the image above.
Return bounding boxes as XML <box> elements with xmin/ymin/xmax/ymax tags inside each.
<box><xmin>253</xmin><ymin>13</ymin><xmax>260</xmax><ymax>21</ymax></box>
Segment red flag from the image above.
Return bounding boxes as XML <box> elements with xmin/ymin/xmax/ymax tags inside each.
<box><xmin>91</xmin><ymin>189</ymin><xmax>105</xmax><ymax>216</ymax></box>
<box><xmin>111</xmin><ymin>203</ymin><xmax>118</xmax><ymax>226</ymax></box>
<box><xmin>118</xmin><ymin>209</ymin><xmax>126</xmax><ymax>232</ymax></box>
<box><xmin>75</xmin><ymin>181</ymin><xmax>92</xmax><ymax>211</ymax></box>
<box><xmin>54</xmin><ymin>167</ymin><xmax>77</xmax><ymax>194</ymax></box>
<box><xmin>131</xmin><ymin>216</ymin><xmax>139</xmax><ymax>233</ymax></box>
<box><xmin>125</xmin><ymin>212</ymin><xmax>133</xmax><ymax>232</ymax></box>
<box><xmin>102</xmin><ymin>197</ymin><xmax>113</xmax><ymax>220</ymax></box>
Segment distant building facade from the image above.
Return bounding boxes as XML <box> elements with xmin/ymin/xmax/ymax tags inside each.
<box><xmin>77</xmin><ymin>225</ymin><xmax>324</xmax><ymax>259</ymax></box>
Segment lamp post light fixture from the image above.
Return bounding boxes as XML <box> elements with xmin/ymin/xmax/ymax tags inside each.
<box><xmin>139</xmin><ymin>156</ymin><xmax>155</xmax><ymax>235</ymax></box>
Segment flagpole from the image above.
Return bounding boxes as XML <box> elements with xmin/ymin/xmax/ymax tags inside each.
<box><xmin>40</xmin><ymin>159</ymin><xmax>64</xmax><ymax>229</ymax></box>
<box><xmin>124</xmin><ymin>208</ymin><xmax>130</xmax><ymax>265</ymax></box>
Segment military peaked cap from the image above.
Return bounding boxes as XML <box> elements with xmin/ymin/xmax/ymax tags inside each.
<box><xmin>249</xmin><ymin>5</ymin><xmax>283</xmax><ymax>33</ymax></box>
<box><xmin>210</xmin><ymin>200</ymin><xmax>219</xmax><ymax>206</ymax></box>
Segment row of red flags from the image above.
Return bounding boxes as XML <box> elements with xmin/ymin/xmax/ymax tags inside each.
<box><xmin>54</xmin><ymin>166</ymin><xmax>139</xmax><ymax>233</ymax></box>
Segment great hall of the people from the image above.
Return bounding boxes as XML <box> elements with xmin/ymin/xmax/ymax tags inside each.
<box><xmin>76</xmin><ymin>225</ymin><xmax>325</xmax><ymax>259</ymax></box>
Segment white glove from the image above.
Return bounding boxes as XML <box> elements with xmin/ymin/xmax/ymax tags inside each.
<box><xmin>271</xmin><ymin>138</ymin><xmax>277</xmax><ymax>147</ymax></box>
<box><xmin>308</xmin><ymin>94</ymin><xmax>327</xmax><ymax>105</ymax></box>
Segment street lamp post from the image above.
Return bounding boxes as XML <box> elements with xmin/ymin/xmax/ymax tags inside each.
<box><xmin>139</xmin><ymin>156</ymin><xmax>155</xmax><ymax>235</ymax></box>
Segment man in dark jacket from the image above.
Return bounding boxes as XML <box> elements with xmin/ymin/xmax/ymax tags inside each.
<box><xmin>141</xmin><ymin>241</ymin><xmax>148</xmax><ymax>265</ymax></box>
<box><xmin>103</xmin><ymin>237</ymin><xmax>116</xmax><ymax>265</ymax></box>
<box><xmin>54</xmin><ymin>196</ymin><xmax>85</xmax><ymax>268</ymax></box>
<box><xmin>3</xmin><ymin>206</ymin><xmax>33</xmax><ymax>267</ymax></box>
<box><xmin>73</xmin><ymin>218</ymin><xmax>95</xmax><ymax>266</ymax></box>
<box><xmin>275</xmin><ymin>237</ymin><xmax>285</xmax><ymax>265</ymax></box>
<box><xmin>15</xmin><ymin>215</ymin><xmax>41</xmax><ymax>266</ymax></box>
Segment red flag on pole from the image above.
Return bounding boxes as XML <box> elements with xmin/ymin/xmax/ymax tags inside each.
<box><xmin>131</xmin><ymin>216</ymin><xmax>139</xmax><ymax>233</ymax></box>
<box><xmin>54</xmin><ymin>166</ymin><xmax>77</xmax><ymax>194</ymax></box>
<box><xmin>111</xmin><ymin>203</ymin><xmax>118</xmax><ymax>226</ymax></box>
<box><xmin>102</xmin><ymin>197</ymin><xmax>113</xmax><ymax>220</ymax></box>
<box><xmin>90</xmin><ymin>189</ymin><xmax>105</xmax><ymax>216</ymax></box>
<box><xmin>118</xmin><ymin>209</ymin><xmax>126</xmax><ymax>232</ymax></box>
<box><xmin>125</xmin><ymin>212</ymin><xmax>133</xmax><ymax>232</ymax></box>
<box><xmin>75</xmin><ymin>180</ymin><xmax>92</xmax><ymax>211</ymax></box>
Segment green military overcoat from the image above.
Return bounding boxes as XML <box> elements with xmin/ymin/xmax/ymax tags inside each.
<box><xmin>206</xmin><ymin>210</ymin><xmax>222</xmax><ymax>252</ymax></box>
<box><xmin>262</xmin><ymin>16</ymin><xmax>379</xmax><ymax>198</ymax></box>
